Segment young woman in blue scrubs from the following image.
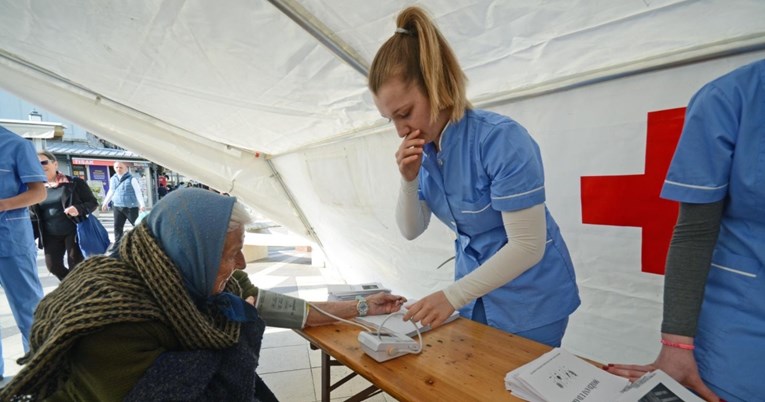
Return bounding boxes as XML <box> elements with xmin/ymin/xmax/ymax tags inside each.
<box><xmin>606</xmin><ymin>59</ymin><xmax>765</xmax><ymax>402</ymax></box>
<box><xmin>368</xmin><ymin>6</ymin><xmax>580</xmax><ymax>347</ymax></box>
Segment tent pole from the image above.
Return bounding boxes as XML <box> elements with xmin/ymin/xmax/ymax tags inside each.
<box><xmin>267</xmin><ymin>0</ymin><xmax>369</xmax><ymax>77</ymax></box>
<box><xmin>265</xmin><ymin>158</ymin><xmax>325</xmax><ymax>252</ymax></box>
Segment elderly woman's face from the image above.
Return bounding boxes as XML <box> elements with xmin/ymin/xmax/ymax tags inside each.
<box><xmin>212</xmin><ymin>226</ymin><xmax>246</xmax><ymax>294</ymax></box>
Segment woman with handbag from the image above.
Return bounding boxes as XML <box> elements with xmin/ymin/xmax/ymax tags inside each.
<box><xmin>31</xmin><ymin>151</ymin><xmax>99</xmax><ymax>281</ymax></box>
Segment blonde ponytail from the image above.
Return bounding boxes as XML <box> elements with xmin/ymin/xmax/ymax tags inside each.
<box><xmin>369</xmin><ymin>6</ymin><xmax>471</xmax><ymax>123</ymax></box>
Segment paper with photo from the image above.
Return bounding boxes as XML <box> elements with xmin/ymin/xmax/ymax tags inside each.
<box><xmin>616</xmin><ymin>369</ymin><xmax>704</xmax><ymax>402</ymax></box>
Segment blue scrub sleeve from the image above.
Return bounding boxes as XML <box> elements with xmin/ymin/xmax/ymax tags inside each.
<box><xmin>481</xmin><ymin>121</ymin><xmax>545</xmax><ymax>211</ymax></box>
<box><xmin>17</xmin><ymin>137</ymin><xmax>47</xmax><ymax>185</ymax></box>
<box><xmin>661</xmin><ymin>84</ymin><xmax>737</xmax><ymax>203</ymax></box>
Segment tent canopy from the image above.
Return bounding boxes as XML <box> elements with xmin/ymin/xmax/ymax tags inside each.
<box><xmin>2</xmin><ymin>0</ymin><xmax>764</xmax><ymax>362</ymax></box>
<box><xmin>3</xmin><ymin>1</ymin><xmax>764</xmax><ymax>154</ymax></box>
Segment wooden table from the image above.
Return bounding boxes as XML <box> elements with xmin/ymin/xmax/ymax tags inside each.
<box><xmin>295</xmin><ymin>317</ymin><xmax>554</xmax><ymax>402</ymax></box>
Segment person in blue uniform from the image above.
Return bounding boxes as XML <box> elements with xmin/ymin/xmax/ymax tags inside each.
<box><xmin>368</xmin><ymin>6</ymin><xmax>580</xmax><ymax>347</ymax></box>
<box><xmin>606</xmin><ymin>59</ymin><xmax>765</xmax><ymax>402</ymax></box>
<box><xmin>0</xmin><ymin>125</ymin><xmax>46</xmax><ymax>380</ymax></box>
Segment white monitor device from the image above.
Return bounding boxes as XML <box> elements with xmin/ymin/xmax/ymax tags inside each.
<box><xmin>358</xmin><ymin>331</ymin><xmax>420</xmax><ymax>362</ymax></box>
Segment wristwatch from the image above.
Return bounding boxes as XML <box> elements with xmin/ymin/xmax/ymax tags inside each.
<box><xmin>356</xmin><ymin>295</ymin><xmax>369</xmax><ymax>317</ymax></box>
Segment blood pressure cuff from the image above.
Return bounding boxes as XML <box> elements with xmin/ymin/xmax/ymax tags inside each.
<box><xmin>255</xmin><ymin>289</ymin><xmax>308</xmax><ymax>329</ymax></box>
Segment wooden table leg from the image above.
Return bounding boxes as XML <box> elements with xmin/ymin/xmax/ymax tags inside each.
<box><xmin>321</xmin><ymin>350</ymin><xmax>330</xmax><ymax>402</ymax></box>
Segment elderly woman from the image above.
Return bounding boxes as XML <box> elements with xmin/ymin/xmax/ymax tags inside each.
<box><xmin>1</xmin><ymin>188</ymin><xmax>404</xmax><ymax>401</ymax></box>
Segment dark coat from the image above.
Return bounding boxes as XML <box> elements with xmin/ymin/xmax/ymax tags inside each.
<box><xmin>124</xmin><ymin>321</ymin><xmax>278</xmax><ymax>402</ymax></box>
<box><xmin>30</xmin><ymin>175</ymin><xmax>99</xmax><ymax>248</ymax></box>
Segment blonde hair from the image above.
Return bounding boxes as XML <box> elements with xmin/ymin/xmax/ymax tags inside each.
<box><xmin>368</xmin><ymin>6</ymin><xmax>471</xmax><ymax>123</ymax></box>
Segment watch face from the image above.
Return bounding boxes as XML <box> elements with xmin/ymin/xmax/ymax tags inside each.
<box><xmin>357</xmin><ymin>298</ymin><xmax>369</xmax><ymax>316</ymax></box>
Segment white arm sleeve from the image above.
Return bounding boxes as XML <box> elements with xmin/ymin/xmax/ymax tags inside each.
<box><xmin>131</xmin><ymin>177</ymin><xmax>146</xmax><ymax>208</ymax></box>
<box><xmin>443</xmin><ymin>203</ymin><xmax>547</xmax><ymax>309</ymax></box>
<box><xmin>102</xmin><ymin>181</ymin><xmax>115</xmax><ymax>206</ymax></box>
<box><xmin>395</xmin><ymin>178</ymin><xmax>431</xmax><ymax>240</ymax></box>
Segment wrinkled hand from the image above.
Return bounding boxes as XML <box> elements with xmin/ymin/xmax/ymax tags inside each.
<box><xmin>365</xmin><ymin>292</ymin><xmax>407</xmax><ymax>316</ymax></box>
<box><xmin>64</xmin><ymin>206</ymin><xmax>79</xmax><ymax>216</ymax></box>
<box><xmin>605</xmin><ymin>342</ymin><xmax>720</xmax><ymax>402</ymax></box>
<box><xmin>402</xmin><ymin>291</ymin><xmax>455</xmax><ymax>329</ymax></box>
<box><xmin>395</xmin><ymin>129</ymin><xmax>425</xmax><ymax>182</ymax></box>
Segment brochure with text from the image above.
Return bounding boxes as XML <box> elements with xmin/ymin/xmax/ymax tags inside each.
<box><xmin>505</xmin><ymin>348</ymin><xmax>628</xmax><ymax>402</ymax></box>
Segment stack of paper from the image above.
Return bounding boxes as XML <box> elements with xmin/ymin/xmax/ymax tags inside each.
<box><xmin>327</xmin><ymin>282</ymin><xmax>390</xmax><ymax>301</ymax></box>
<box><xmin>505</xmin><ymin>348</ymin><xmax>703</xmax><ymax>402</ymax></box>
<box><xmin>355</xmin><ymin>301</ymin><xmax>459</xmax><ymax>337</ymax></box>
<box><xmin>505</xmin><ymin>348</ymin><xmax>629</xmax><ymax>402</ymax></box>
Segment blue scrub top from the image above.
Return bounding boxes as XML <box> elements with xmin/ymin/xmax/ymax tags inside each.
<box><xmin>417</xmin><ymin>109</ymin><xmax>580</xmax><ymax>333</ymax></box>
<box><xmin>0</xmin><ymin>126</ymin><xmax>46</xmax><ymax>257</ymax></box>
<box><xmin>660</xmin><ymin>59</ymin><xmax>765</xmax><ymax>402</ymax></box>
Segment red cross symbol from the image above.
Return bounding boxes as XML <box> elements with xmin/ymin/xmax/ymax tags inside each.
<box><xmin>580</xmin><ymin>108</ymin><xmax>686</xmax><ymax>275</ymax></box>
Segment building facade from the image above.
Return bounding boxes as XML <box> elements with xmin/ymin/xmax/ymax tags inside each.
<box><xmin>1</xmin><ymin>90</ymin><xmax>161</xmax><ymax>207</ymax></box>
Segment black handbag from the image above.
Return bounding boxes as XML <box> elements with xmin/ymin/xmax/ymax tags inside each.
<box><xmin>29</xmin><ymin>207</ymin><xmax>41</xmax><ymax>242</ymax></box>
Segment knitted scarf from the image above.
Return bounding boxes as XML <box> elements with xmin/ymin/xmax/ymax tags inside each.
<box><xmin>0</xmin><ymin>223</ymin><xmax>242</xmax><ymax>401</ymax></box>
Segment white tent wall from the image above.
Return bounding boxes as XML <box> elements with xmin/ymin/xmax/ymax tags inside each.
<box><xmin>2</xmin><ymin>0</ymin><xmax>765</xmax><ymax>367</ymax></box>
<box><xmin>271</xmin><ymin>130</ymin><xmax>458</xmax><ymax>298</ymax></box>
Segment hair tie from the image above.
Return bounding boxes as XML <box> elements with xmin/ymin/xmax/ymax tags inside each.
<box><xmin>395</xmin><ymin>27</ymin><xmax>411</xmax><ymax>35</ymax></box>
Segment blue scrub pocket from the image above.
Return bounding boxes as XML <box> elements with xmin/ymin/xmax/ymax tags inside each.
<box><xmin>0</xmin><ymin>164</ymin><xmax>18</xmax><ymax>197</ymax></box>
<box><xmin>696</xmin><ymin>249</ymin><xmax>763</xmax><ymax>401</ymax></box>
<box><xmin>454</xmin><ymin>193</ymin><xmax>499</xmax><ymax>235</ymax></box>
<box><xmin>703</xmin><ymin>249</ymin><xmax>760</xmax><ymax>329</ymax></box>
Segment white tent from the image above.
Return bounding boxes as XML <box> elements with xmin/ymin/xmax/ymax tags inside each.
<box><xmin>2</xmin><ymin>0</ymin><xmax>764</xmax><ymax>364</ymax></box>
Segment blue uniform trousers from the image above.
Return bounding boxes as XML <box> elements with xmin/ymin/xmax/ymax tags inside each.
<box><xmin>0</xmin><ymin>252</ymin><xmax>44</xmax><ymax>376</ymax></box>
